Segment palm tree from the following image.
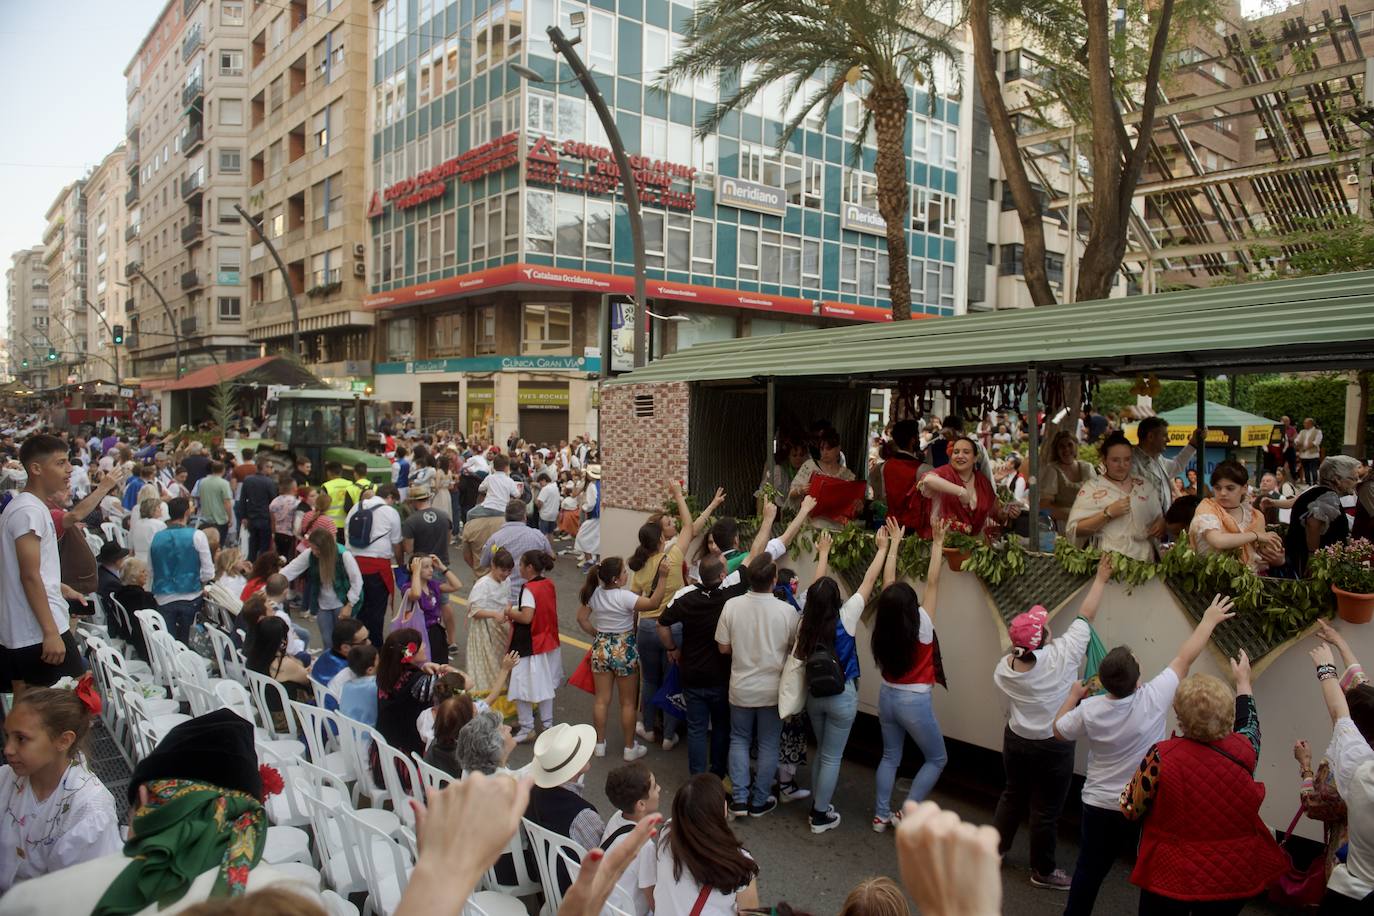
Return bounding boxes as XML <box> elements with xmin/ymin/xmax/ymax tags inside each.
<box><xmin>660</xmin><ymin>0</ymin><xmax>958</xmax><ymax>321</ymax></box>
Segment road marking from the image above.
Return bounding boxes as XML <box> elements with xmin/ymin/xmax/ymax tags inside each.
<box><xmin>560</xmin><ymin>634</ymin><xmax>591</xmax><ymax>650</ymax></box>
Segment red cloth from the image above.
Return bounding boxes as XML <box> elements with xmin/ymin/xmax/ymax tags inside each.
<box><xmin>807</xmin><ymin>474</ymin><xmax>866</xmax><ymax>521</ymax></box>
<box><xmin>882</xmin><ymin>454</ymin><xmax>925</xmax><ymax>530</ymax></box>
<box><xmin>1130</xmin><ymin>733</ymin><xmax>1287</xmax><ymax>901</ymax></box>
<box><xmin>354</xmin><ymin>555</ymin><xmax>396</xmax><ymax>595</ymax></box>
<box><xmin>888</xmin><ymin>640</ymin><xmax>938</xmax><ymax>686</ymax></box>
<box><xmin>914</xmin><ymin>463</ymin><xmax>997</xmax><ymax>539</ymax></box>
<box><xmin>523</xmin><ymin>576</ymin><xmax>561</xmax><ymax>655</ymax></box>
<box><xmin>241</xmin><ymin>577</ymin><xmax>266</xmax><ymax>601</ymax></box>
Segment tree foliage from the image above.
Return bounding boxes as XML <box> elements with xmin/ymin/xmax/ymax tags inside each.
<box><xmin>207</xmin><ymin>381</ymin><xmax>238</xmax><ymax>435</ymax></box>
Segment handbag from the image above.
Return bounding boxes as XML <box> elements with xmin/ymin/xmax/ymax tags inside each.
<box><xmin>568</xmin><ymin>649</ymin><xmax>595</xmax><ymax>693</ymax></box>
<box><xmin>778</xmin><ymin>639</ymin><xmax>806</xmax><ymax>718</ymax></box>
<box><xmin>651</xmin><ymin>663</ymin><xmax>686</xmax><ymax>719</ymax></box>
<box><xmin>1267</xmin><ymin>804</ymin><xmax>1327</xmax><ymax>907</ymax></box>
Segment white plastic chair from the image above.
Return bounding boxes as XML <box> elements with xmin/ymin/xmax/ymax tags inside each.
<box><xmin>480</xmin><ymin>819</ymin><xmax>541</xmax><ymax>900</ymax></box>
<box><xmin>309</xmin><ymin>677</ymin><xmax>332</xmax><ymax>708</ymax></box>
<box><xmin>84</xmin><ymin>530</ymin><xmax>106</xmax><ymax>557</ymax></box>
<box><xmin>100</xmin><ymin>521</ymin><xmax>125</xmax><ymax>547</ymax></box>
<box><xmin>320</xmin><ymin>890</ymin><xmax>360</xmax><ymax>916</ymax></box>
<box><xmin>243</xmin><ymin>669</ymin><xmax>300</xmax><ymax>741</ymax></box>
<box><xmin>205</xmin><ymin>625</ymin><xmax>247</xmax><ymax>681</ymax></box>
<box><xmin>462</xmin><ymin>892</ymin><xmax>528</xmax><ymax>916</ymax></box>
<box><xmin>289</xmin><ymin>700</ymin><xmax>351</xmax><ymax>781</ymax></box>
<box><xmin>257</xmin><ymin>739</ymin><xmax>313</xmax><ymax>829</ymax></box>
<box><xmin>412</xmin><ymin>753</ymin><xmax>453</xmax><ymax>793</ymax></box>
<box><xmin>561</xmin><ymin>849</ymin><xmax>636</xmax><ymax>915</ymax></box>
<box><xmin>215</xmin><ymin>680</ymin><xmax>303</xmax><ymax>760</ymax></box>
<box><xmin>335</xmin><ymin>716</ymin><xmax>391</xmax><ymax>809</ymax></box>
<box><xmin>374</xmin><ymin>741</ymin><xmax>424</xmax><ymax>843</ymax></box>
<box><xmin>337</xmin><ymin>805</ymin><xmax>414</xmax><ymax>916</ymax></box>
<box><xmin>521</xmin><ymin>818</ymin><xmax>588</xmax><ymax>916</ymax></box>
<box><xmin>292</xmin><ymin>762</ymin><xmax>395</xmax><ymax>898</ymax></box>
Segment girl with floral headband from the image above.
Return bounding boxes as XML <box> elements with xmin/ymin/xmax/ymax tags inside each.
<box><xmin>371</xmin><ymin>627</ymin><xmax>453</xmax><ymax>790</ymax></box>
<box><xmin>0</xmin><ymin>674</ymin><xmax>120</xmax><ymax>892</ymax></box>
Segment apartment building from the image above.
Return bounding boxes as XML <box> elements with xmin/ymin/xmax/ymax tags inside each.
<box><xmin>364</xmin><ymin>0</ymin><xmax>973</xmax><ymax>441</ymax></box>
<box><xmin>124</xmin><ymin>0</ymin><xmax>257</xmax><ymax>384</ymax></box>
<box><xmin>244</xmin><ymin>0</ymin><xmax>375</xmax><ymax>388</ymax></box>
<box><xmin>85</xmin><ymin>144</ymin><xmax>130</xmax><ymax>383</ymax></box>
<box><xmin>6</xmin><ymin>247</ymin><xmax>50</xmax><ymax>390</ymax></box>
<box><xmin>42</xmin><ymin>180</ymin><xmax>88</xmax><ymax>384</ymax></box>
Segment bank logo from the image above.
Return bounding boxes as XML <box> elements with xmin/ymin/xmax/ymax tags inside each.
<box><xmin>716</xmin><ymin>176</ymin><xmax>787</xmax><ymax>216</ymax></box>
<box><xmin>842</xmin><ymin>204</ymin><xmax>886</xmax><ymax>235</ymax></box>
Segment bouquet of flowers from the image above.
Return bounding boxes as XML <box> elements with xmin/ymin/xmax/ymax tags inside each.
<box><xmin>1310</xmin><ymin>538</ymin><xmax>1374</xmax><ymax>594</ymax></box>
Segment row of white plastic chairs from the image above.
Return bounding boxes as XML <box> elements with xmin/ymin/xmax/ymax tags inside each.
<box><xmin>76</xmin><ymin>598</ymin><xmax>630</xmax><ymax>916</ymax></box>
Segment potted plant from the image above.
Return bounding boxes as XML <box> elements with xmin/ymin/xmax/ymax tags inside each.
<box><xmin>1310</xmin><ymin>538</ymin><xmax>1374</xmax><ymax>624</ymax></box>
<box><xmin>942</xmin><ymin>524</ymin><xmax>978</xmax><ymax>572</ymax></box>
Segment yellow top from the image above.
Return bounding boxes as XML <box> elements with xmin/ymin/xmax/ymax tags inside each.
<box><xmin>322</xmin><ymin>476</ymin><xmax>361</xmax><ymax>523</ymax></box>
<box><xmin>629</xmin><ymin>540</ymin><xmax>686</xmax><ymax>620</ymax></box>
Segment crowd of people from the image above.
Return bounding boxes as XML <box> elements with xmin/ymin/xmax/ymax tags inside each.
<box><xmin>0</xmin><ymin>401</ymin><xmax>1370</xmax><ymax>915</ymax></box>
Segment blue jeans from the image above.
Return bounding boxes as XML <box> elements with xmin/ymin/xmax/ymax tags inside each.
<box><xmin>683</xmin><ymin>685</ymin><xmax>729</xmax><ymax>776</ymax></box>
<box><xmin>637</xmin><ymin>619</ymin><xmax>683</xmax><ymax>740</ymax></box>
<box><xmin>315</xmin><ymin>606</ymin><xmax>340</xmax><ymax>652</ymax></box>
<box><xmin>875</xmin><ymin>683</ymin><xmax>948</xmax><ymax>819</ymax></box>
<box><xmin>729</xmin><ymin>704</ymin><xmax>783</xmax><ymax>808</ymax></box>
<box><xmin>158</xmin><ymin>597</ymin><xmax>202</xmax><ymax>645</ymax></box>
<box><xmin>807</xmin><ymin>679</ymin><xmax>859</xmax><ymax>815</ymax></box>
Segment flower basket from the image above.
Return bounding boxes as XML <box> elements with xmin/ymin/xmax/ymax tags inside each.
<box><xmin>1311</xmin><ymin>539</ymin><xmax>1374</xmax><ymax>625</ymax></box>
<box><xmin>941</xmin><ymin>528</ymin><xmax>978</xmax><ymax>573</ymax></box>
<box><xmin>942</xmin><ymin>546</ymin><xmax>971</xmax><ymax>572</ymax></box>
<box><xmin>1333</xmin><ymin>586</ymin><xmax>1374</xmax><ymax>625</ymax></box>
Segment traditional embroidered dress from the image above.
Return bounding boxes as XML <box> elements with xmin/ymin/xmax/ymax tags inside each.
<box><xmin>0</xmin><ymin>760</ymin><xmax>120</xmax><ymax>892</ymax></box>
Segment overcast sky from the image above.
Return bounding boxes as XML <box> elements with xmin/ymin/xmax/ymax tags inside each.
<box><xmin>0</xmin><ymin>1</ymin><xmax>165</xmax><ymax>294</ymax></box>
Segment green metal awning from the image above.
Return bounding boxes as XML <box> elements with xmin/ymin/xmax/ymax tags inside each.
<box><xmin>610</xmin><ymin>270</ymin><xmax>1374</xmax><ymax>386</ymax></box>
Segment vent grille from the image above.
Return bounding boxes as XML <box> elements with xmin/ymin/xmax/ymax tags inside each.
<box><xmin>633</xmin><ymin>394</ymin><xmax>655</xmax><ymax>418</ymax></box>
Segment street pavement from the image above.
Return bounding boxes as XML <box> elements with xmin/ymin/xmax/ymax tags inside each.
<box><xmin>315</xmin><ymin>537</ymin><xmax>1294</xmax><ymax>915</ymax></box>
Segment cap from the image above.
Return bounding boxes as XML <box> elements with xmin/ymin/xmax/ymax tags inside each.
<box><xmin>1008</xmin><ymin>605</ymin><xmax>1050</xmax><ymax>653</ymax></box>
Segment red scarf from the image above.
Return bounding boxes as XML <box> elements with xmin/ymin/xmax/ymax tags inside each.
<box><xmin>916</xmin><ymin>463</ymin><xmax>997</xmax><ymax>539</ymax></box>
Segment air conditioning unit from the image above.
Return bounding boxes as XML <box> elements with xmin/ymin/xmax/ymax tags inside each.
<box><xmin>1347</xmin><ymin>171</ymin><xmax>1361</xmax><ymax>185</ymax></box>
<box><xmin>353</xmin><ymin>242</ymin><xmax>366</xmax><ymax>258</ymax></box>
<box><xmin>353</xmin><ymin>262</ymin><xmax>366</xmax><ymax>277</ymax></box>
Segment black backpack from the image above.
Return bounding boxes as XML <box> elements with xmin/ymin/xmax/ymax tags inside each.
<box><xmin>347</xmin><ymin>503</ymin><xmax>381</xmax><ymax>548</ymax></box>
<box><xmin>805</xmin><ymin>641</ymin><xmax>845</xmax><ymax>698</ymax></box>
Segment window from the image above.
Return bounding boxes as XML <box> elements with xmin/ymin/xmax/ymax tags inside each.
<box><xmin>643</xmin><ymin>118</ymin><xmax>668</xmax><ymax>160</ymax></box>
<box><xmin>217</xmin><ymin>247</ymin><xmax>242</xmax><ymax>284</ymax></box>
<box><xmin>740</xmin><ymin>144</ymin><xmax>782</xmax><ymax>186</ymax></box>
<box><xmin>692</xmin><ymin>219</ymin><xmax>714</xmax><ymax>271</ymax></box>
<box><xmin>220</xmin><ymin>50</ymin><xmax>244</xmax><ymax>76</ymax></box>
<box><xmin>386</xmin><ymin>317</ymin><xmax>415</xmax><ymax>360</ymax></box>
<box><xmin>521</xmin><ymin>303</ymin><xmax>572</xmax><ymax>355</ymax></box>
<box><xmin>840</xmin><ymin>245</ymin><xmax>857</xmax><ymax>294</ymax></box>
<box><xmin>218</xmin><ymin>297</ymin><xmax>241</xmax><ymax>321</ymax></box>
<box><xmin>667</xmin><ymin>213</ymin><xmax>691</xmax><ymax>271</ymax></box>
<box><xmin>526</xmin><ymin>190</ymin><xmax>554</xmax><ymax>254</ymax></box>
<box><xmin>429</xmin><ymin>312</ymin><xmax>463</xmax><ymax>356</ymax></box>
<box><xmin>556</xmin><ymin>193</ymin><xmax>582</xmax><ymax>257</ymax></box>
<box><xmin>474</xmin><ymin>306</ymin><xmax>496</xmax><ymax>354</ymax></box>
<box><xmin>587</xmin><ymin>9</ymin><xmax>614</xmax><ymax>70</ymax></box>
<box><xmin>528</xmin><ymin>92</ymin><xmax>555</xmax><ymax>136</ymax></box>
<box><xmin>219</xmin><ymin>98</ymin><xmax>244</xmax><ymax>125</ymax></box>
<box><xmin>643</xmin><ymin>211</ymin><xmax>665</xmax><ymax>268</ymax></box>
<box><xmin>311</xmin><ymin>248</ymin><xmax>341</xmax><ymax>286</ymax></box>
<box><xmin>784</xmin><ymin>155</ymin><xmax>822</xmax><ymax>209</ymax></box>
<box><xmin>217</xmin><ymin>198</ymin><xmax>240</xmax><ymax>224</ymax></box>
<box><xmin>219</xmin><ymin>148</ymin><xmax>242</xmax><ymax>173</ymax></box>
<box><xmin>642</xmin><ymin>25</ymin><xmax>668</xmax><ymax>77</ymax></box>
<box><xmin>802</xmin><ymin>239</ymin><xmax>820</xmax><ymax>287</ymax></box>
<box><xmin>912</xmin><ymin>115</ymin><xmax>928</xmax><ymax>155</ymax></box>
<box><xmin>558</xmin><ymin>97</ymin><xmax>585</xmax><ymax>142</ymax></box>
<box><xmin>999</xmin><ymin>243</ymin><xmax>1023</xmax><ymax>276</ymax></box>
<box><xmin>472</xmin><ymin>200</ymin><xmax>488</xmax><ymax>261</ymax></box>
<box><xmin>222</xmin><ymin>1</ymin><xmax>245</xmax><ymax>25</ymax></box>
<box><xmin>738</xmin><ymin>227</ymin><xmax>759</xmax><ymax>280</ymax></box>
<box><xmin>587</xmin><ymin>198</ymin><xmax>612</xmax><ymax>260</ymax></box>
<box><xmin>843</xmin><ymin>170</ymin><xmax>878</xmax><ymax>210</ymax></box>
<box><xmin>312</xmin><ymin>103</ymin><xmax>336</xmax><ymax>153</ymax></box>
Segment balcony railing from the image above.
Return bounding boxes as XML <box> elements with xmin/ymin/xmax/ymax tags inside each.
<box><xmin>124</xmin><ymin>223</ymin><xmax>140</xmax><ymax>242</ymax></box>
<box><xmin>182</xmin><ymin>25</ymin><xmax>203</xmax><ymax>63</ymax></box>
<box><xmin>181</xmin><ymin>172</ymin><xmax>204</xmax><ymax>199</ymax></box>
<box><xmin>181</xmin><ymin>315</ymin><xmax>201</xmax><ymax>336</ymax></box>
<box><xmin>125</xmin><ymin>184</ymin><xmax>138</xmax><ymax>207</ymax></box>
<box><xmin>126</xmin><ymin>149</ymin><xmax>139</xmax><ymax>173</ymax></box>
<box><xmin>181</xmin><ymin>76</ymin><xmax>203</xmax><ymax>108</ymax></box>
<box><xmin>180</xmin><ymin>270</ymin><xmax>202</xmax><ymax>291</ymax></box>
<box><xmin>125</xmin><ymin>112</ymin><xmax>139</xmax><ymax>138</ymax></box>
<box><xmin>181</xmin><ymin>220</ymin><xmax>203</xmax><ymax>246</ymax></box>
<box><xmin>183</xmin><ymin>0</ymin><xmax>201</xmax><ymax>14</ymax></box>
<box><xmin>125</xmin><ymin>261</ymin><xmax>141</xmax><ymax>279</ymax></box>
<box><xmin>182</xmin><ymin>122</ymin><xmax>203</xmax><ymax>152</ymax></box>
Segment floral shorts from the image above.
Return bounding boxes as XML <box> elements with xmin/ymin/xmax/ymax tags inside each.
<box><xmin>591</xmin><ymin>630</ymin><xmax>639</xmax><ymax>677</ymax></box>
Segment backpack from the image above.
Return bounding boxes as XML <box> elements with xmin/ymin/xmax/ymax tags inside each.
<box><xmin>805</xmin><ymin>641</ymin><xmax>845</xmax><ymax>698</ymax></box>
<box><xmin>347</xmin><ymin>503</ymin><xmax>382</xmax><ymax>548</ymax></box>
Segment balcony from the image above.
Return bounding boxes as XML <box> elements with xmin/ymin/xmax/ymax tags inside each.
<box><xmin>181</xmin><ymin>122</ymin><xmax>203</xmax><ymax>153</ymax></box>
<box><xmin>126</xmin><ymin>149</ymin><xmax>139</xmax><ymax>173</ymax></box>
<box><xmin>125</xmin><ymin>184</ymin><xmax>138</xmax><ymax>207</ymax></box>
<box><xmin>125</xmin><ymin>111</ymin><xmax>139</xmax><ymax>139</ymax></box>
<box><xmin>125</xmin><ymin>261</ymin><xmax>141</xmax><ymax>279</ymax></box>
<box><xmin>182</xmin><ymin>25</ymin><xmax>203</xmax><ymax>63</ymax></box>
<box><xmin>181</xmin><ymin>172</ymin><xmax>204</xmax><ymax>200</ymax></box>
<box><xmin>183</xmin><ymin>0</ymin><xmax>201</xmax><ymax>14</ymax></box>
<box><xmin>124</xmin><ymin>223</ymin><xmax>140</xmax><ymax>242</ymax></box>
<box><xmin>181</xmin><ymin>270</ymin><xmax>202</xmax><ymax>291</ymax></box>
<box><xmin>181</xmin><ymin>220</ymin><xmax>203</xmax><ymax>246</ymax></box>
<box><xmin>181</xmin><ymin>315</ymin><xmax>201</xmax><ymax>336</ymax></box>
<box><xmin>182</xmin><ymin>76</ymin><xmax>203</xmax><ymax>108</ymax></box>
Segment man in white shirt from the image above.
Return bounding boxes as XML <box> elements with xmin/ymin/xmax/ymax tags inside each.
<box><xmin>1132</xmin><ymin>417</ymin><xmax>1204</xmax><ymax>518</ymax></box>
<box><xmin>535</xmin><ymin>471</ymin><xmax>560</xmax><ymax>546</ymax></box>
<box><xmin>0</xmin><ymin>434</ymin><xmax>87</xmax><ymax>692</ymax></box>
<box><xmin>1052</xmin><ymin>594</ymin><xmax>1236</xmax><ymax>916</ymax></box>
<box><xmin>715</xmin><ymin>554</ymin><xmax>800</xmax><ymax>819</ymax></box>
<box><xmin>148</xmin><ymin>497</ymin><xmax>215</xmax><ymax>644</ymax></box>
<box><xmin>344</xmin><ymin>483</ymin><xmax>404</xmax><ymax>648</ymax></box>
<box><xmin>473</xmin><ymin>454</ymin><xmax>520</xmax><ymax>519</ymax></box>
<box><xmin>1296</xmin><ymin>417</ymin><xmax>1323</xmax><ymax>485</ymax></box>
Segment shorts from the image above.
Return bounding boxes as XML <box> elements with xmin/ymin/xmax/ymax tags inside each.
<box><xmin>0</xmin><ymin>630</ymin><xmax>86</xmax><ymax>690</ymax></box>
<box><xmin>591</xmin><ymin>630</ymin><xmax>639</xmax><ymax>677</ymax></box>
<box><xmin>539</xmin><ymin>518</ymin><xmax>557</xmax><ymax>535</ymax></box>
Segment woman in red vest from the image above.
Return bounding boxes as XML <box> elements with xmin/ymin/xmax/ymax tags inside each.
<box><xmin>1121</xmin><ymin>651</ymin><xmax>1286</xmax><ymax>914</ymax></box>
<box><xmin>914</xmin><ymin>436</ymin><xmax>1022</xmax><ymax>540</ymax></box>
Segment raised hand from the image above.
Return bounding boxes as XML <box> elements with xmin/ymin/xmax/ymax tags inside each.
<box><xmin>1201</xmin><ymin>595</ymin><xmax>1236</xmax><ymax>629</ymax></box>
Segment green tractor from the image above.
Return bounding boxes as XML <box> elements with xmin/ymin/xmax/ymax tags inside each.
<box><xmin>249</xmin><ymin>389</ymin><xmax>392</xmax><ymax>487</ymax></box>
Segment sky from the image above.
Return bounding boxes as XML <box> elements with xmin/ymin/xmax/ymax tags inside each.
<box><xmin>0</xmin><ymin>0</ymin><xmax>166</xmax><ymax>316</ymax></box>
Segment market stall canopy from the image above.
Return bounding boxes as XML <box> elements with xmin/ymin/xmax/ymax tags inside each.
<box><xmin>1124</xmin><ymin>400</ymin><xmax>1278</xmax><ymax>448</ymax></box>
<box><xmin>143</xmin><ymin>356</ymin><xmax>321</xmax><ymax>392</ymax></box>
<box><xmin>609</xmin><ymin>270</ymin><xmax>1374</xmax><ymax>386</ymax></box>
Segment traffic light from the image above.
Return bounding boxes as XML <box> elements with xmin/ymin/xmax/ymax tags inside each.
<box><xmin>20</xmin><ymin>359</ymin><xmax>27</xmax><ymax>368</ymax></box>
<box><xmin>112</xmin><ymin>324</ymin><xmax>124</xmax><ymax>345</ymax></box>
<box><xmin>46</xmin><ymin>347</ymin><xmax>57</xmax><ymax>361</ymax></box>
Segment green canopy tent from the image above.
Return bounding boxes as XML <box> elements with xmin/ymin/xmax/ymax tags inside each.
<box><xmin>1127</xmin><ymin>400</ymin><xmax>1279</xmax><ymax>449</ymax></box>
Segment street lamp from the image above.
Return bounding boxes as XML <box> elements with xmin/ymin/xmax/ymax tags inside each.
<box><xmin>82</xmin><ymin>298</ymin><xmax>121</xmax><ymax>385</ymax></box>
<box><xmin>512</xmin><ymin>25</ymin><xmax>651</xmax><ymax>368</ymax></box>
<box><xmin>121</xmin><ymin>270</ymin><xmax>182</xmax><ymax>383</ymax></box>
<box><xmin>230</xmin><ymin>205</ymin><xmax>300</xmax><ymax>360</ymax></box>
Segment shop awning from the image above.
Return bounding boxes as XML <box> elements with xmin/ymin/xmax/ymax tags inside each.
<box><xmin>144</xmin><ymin>356</ymin><xmax>321</xmax><ymax>392</ymax></box>
<box><xmin>609</xmin><ymin>270</ymin><xmax>1374</xmax><ymax>386</ymax></box>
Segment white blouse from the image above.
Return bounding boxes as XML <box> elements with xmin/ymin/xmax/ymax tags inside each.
<box><xmin>0</xmin><ymin>761</ymin><xmax>121</xmax><ymax>892</ymax></box>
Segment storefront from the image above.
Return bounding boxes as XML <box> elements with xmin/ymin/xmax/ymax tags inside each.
<box><xmin>517</xmin><ymin>381</ymin><xmax>569</xmax><ymax>445</ymax></box>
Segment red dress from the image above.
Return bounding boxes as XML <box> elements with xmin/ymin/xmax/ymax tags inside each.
<box><xmin>914</xmin><ymin>464</ymin><xmax>998</xmax><ymax>540</ymax></box>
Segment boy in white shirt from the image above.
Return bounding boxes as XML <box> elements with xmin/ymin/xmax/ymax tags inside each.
<box><xmin>601</xmin><ymin>762</ymin><xmax>660</xmax><ymax>916</ymax></box>
<box><xmin>1052</xmin><ymin>593</ymin><xmax>1236</xmax><ymax>915</ymax></box>
<box><xmin>475</xmin><ymin>454</ymin><xmax>521</xmax><ymax>516</ymax></box>
<box><xmin>535</xmin><ymin>472</ymin><xmax>560</xmax><ymax>544</ymax></box>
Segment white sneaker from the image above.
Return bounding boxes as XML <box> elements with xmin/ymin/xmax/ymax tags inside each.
<box><xmin>513</xmin><ymin>727</ymin><xmax>535</xmax><ymax>745</ymax></box>
<box><xmin>594</xmin><ymin>741</ymin><xmax>606</xmax><ymax>757</ymax></box>
<box><xmin>662</xmin><ymin>735</ymin><xmax>679</xmax><ymax>751</ymax></box>
<box><xmin>635</xmin><ymin>722</ymin><xmax>654</xmax><ymax>741</ymax></box>
<box><xmin>623</xmin><ymin>743</ymin><xmax>648</xmax><ymax>761</ymax></box>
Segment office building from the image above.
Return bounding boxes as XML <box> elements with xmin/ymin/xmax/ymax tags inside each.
<box><xmin>7</xmin><ymin>247</ymin><xmax>50</xmax><ymax>390</ymax></box>
<box><xmin>42</xmin><ymin>180</ymin><xmax>88</xmax><ymax>384</ymax></box>
<box><xmin>85</xmin><ymin>144</ymin><xmax>131</xmax><ymax>383</ymax></box>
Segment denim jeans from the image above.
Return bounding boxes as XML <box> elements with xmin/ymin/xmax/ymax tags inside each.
<box><xmin>993</xmin><ymin>725</ymin><xmax>1076</xmax><ymax>875</ymax></box>
<box><xmin>1064</xmin><ymin>803</ymin><xmax>1141</xmax><ymax>916</ymax></box>
<box><xmin>729</xmin><ymin>704</ymin><xmax>783</xmax><ymax>807</ymax></box>
<box><xmin>637</xmin><ymin>619</ymin><xmax>683</xmax><ymax>740</ymax></box>
<box><xmin>683</xmin><ymin>685</ymin><xmax>730</xmax><ymax>776</ymax></box>
<box><xmin>246</xmin><ymin>519</ymin><xmax>274</xmax><ymax>562</ymax></box>
<box><xmin>875</xmin><ymin>683</ymin><xmax>948</xmax><ymax>819</ymax></box>
<box><xmin>806</xmin><ymin>679</ymin><xmax>859</xmax><ymax>815</ymax></box>
<box><xmin>158</xmin><ymin>597</ymin><xmax>202</xmax><ymax>645</ymax></box>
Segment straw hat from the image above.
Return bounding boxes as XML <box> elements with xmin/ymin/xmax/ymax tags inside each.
<box><xmin>585</xmin><ymin>464</ymin><xmax>602</xmax><ymax>480</ymax></box>
<box><xmin>530</xmin><ymin>723</ymin><xmax>597</xmax><ymax>788</ymax></box>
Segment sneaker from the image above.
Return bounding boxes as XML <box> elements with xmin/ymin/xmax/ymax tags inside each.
<box><xmin>635</xmin><ymin>722</ymin><xmax>655</xmax><ymax>742</ymax></box>
<box><xmin>1030</xmin><ymin>869</ymin><xmax>1072</xmax><ymax>890</ymax></box>
<box><xmin>871</xmin><ymin>813</ymin><xmax>900</xmax><ymax>833</ymax></box>
<box><xmin>727</xmin><ymin>801</ymin><xmax>749</xmax><ymax>821</ymax></box>
<box><xmin>778</xmin><ymin>782</ymin><xmax>811</xmax><ymax>804</ymax></box>
<box><xmin>623</xmin><ymin>743</ymin><xmax>648</xmax><ymax>761</ymax></box>
<box><xmin>593</xmin><ymin>741</ymin><xmax>606</xmax><ymax>758</ymax></box>
<box><xmin>513</xmin><ymin>727</ymin><xmax>535</xmax><ymax>745</ymax></box>
<box><xmin>748</xmin><ymin>796</ymin><xmax>778</xmax><ymax>818</ymax></box>
<box><xmin>661</xmin><ymin>735</ymin><xmax>679</xmax><ymax>751</ymax></box>
<box><xmin>809</xmin><ymin>807</ymin><xmax>841</xmax><ymax>834</ymax></box>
